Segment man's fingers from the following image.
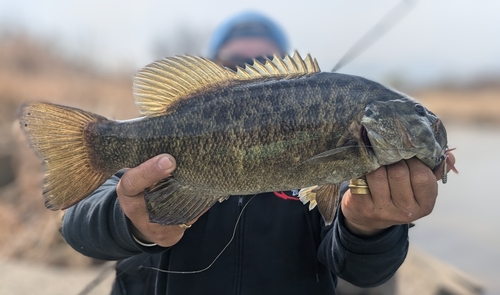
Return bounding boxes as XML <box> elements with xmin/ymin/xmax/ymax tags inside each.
<box><xmin>385</xmin><ymin>160</ymin><xmax>416</xmax><ymax>215</ymax></box>
<box><xmin>365</xmin><ymin>166</ymin><xmax>390</xmax><ymax>209</ymax></box>
<box><xmin>117</xmin><ymin>154</ymin><xmax>176</xmax><ymax>197</ymax></box>
<box><xmin>406</xmin><ymin>158</ymin><xmax>438</xmax><ymax>214</ymax></box>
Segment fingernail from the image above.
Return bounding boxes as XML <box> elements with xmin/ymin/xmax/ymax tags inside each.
<box><xmin>157</xmin><ymin>156</ymin><xmax>172</xmax><ymax>170</ymax></box>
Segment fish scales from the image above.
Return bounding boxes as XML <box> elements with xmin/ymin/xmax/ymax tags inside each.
<box><xmin>18</xmin><ymin>52</ymin><xmax>449</xmax><ymax>225</ymax></box>
<box><xmin>88</xmin><ymin>73</ymin><xmax>387</xmax><ymax>193</ymax></box>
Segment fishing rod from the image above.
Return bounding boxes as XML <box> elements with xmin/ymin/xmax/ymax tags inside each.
<box><xmin>331</xmin><ymin>0</ymin><xmax>416</xmax><ymax>72</ymax></box>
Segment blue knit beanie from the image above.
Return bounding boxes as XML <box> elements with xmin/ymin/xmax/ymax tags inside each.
<box><xmin>207</xmin><ymin>11</ymin><xmax>289</xmax><ymax>59</ymax></box>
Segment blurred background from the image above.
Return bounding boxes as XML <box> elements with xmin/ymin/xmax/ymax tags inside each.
<box><xmin>0</xmin><ymin>0</ymin><xmax>498</xmax><ymax>294</ymax></box>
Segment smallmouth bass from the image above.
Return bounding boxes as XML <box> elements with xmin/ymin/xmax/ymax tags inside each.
<box><xmin>19</xmin><ymin>52</ymin><xmax>450</xmax><ymax>225</ymax></box>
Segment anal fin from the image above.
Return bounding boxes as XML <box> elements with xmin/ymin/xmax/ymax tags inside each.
<box><xmin>299</xmin><ymin>183</ymin><xmax>341</xmax><ymax>226</ymax></box>
<box><xmin>144</xmin><ymin>177</ymin><xmax>223</xmax><ymax>225</ymax></box>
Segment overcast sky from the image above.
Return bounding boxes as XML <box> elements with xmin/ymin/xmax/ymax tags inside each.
<box><xmin>1</xmin><ymin>0</ymin><xmax>499</xmax><ymax>85</ymax></box>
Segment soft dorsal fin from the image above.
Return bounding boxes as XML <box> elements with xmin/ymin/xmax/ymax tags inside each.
<box><xmin>133</xmin><ymin>51</ymin><xmax>321</xmax><ymax>117</ymax></box>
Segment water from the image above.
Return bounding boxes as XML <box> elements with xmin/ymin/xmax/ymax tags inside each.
<box><xmin>409</xmin><ymin>124</ymin><xmax>500</xmax><ymax>295</ymax></box>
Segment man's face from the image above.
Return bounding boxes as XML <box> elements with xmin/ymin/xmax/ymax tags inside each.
<box><xmin>215</xmin><ymin>37</ymin><xmax>282</xmax><ymax>70</ymax></box>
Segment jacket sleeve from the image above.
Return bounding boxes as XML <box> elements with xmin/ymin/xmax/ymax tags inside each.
<box><xmin>317</xmin><ymin>186</ymin><xmax>409</xmax><ymax>287</ymax></box>
<box><xmin>61</xmin><ymin>172</ymin><xmax>167</xmax><ymax>260</ymax></box>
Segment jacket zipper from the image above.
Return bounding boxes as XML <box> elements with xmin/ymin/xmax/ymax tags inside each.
<box><xmin>235</xmin><ymin>195</ymin><xmax>245</xmax><ymax>294</ymax></box>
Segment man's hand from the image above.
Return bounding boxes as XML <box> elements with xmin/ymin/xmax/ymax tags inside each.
<box><xmin>341</xmin><ymin>153</ymin><xmax>456</xmax><ymax>236</ymax></box>
<box><xmin>117</xmin><ymin>154</ymin><xmax>204</xmax><ymax>247</ymax></box>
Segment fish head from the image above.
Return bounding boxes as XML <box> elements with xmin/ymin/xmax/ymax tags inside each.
<box><xmin>360</xmin><ymin>97</ymin><xmax>448</xmax><ymax>170</ymax></box>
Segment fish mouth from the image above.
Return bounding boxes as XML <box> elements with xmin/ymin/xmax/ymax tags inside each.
<box><xmin>360</xmin><ymin>125</ymin><xmax>374</xmax><ymax>154</ymax></box>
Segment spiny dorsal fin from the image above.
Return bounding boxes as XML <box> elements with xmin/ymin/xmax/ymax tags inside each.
<box><xmin>133</xmin><ymin>51</ymin><xmax>321</xmax><ymax>117</ymax></box>
<box><xmin>234</xmin><ymin>51</ymin><xmax>320</xmax><ymax>80</ymax></box>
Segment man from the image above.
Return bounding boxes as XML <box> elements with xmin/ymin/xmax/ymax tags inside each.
<box><xmin>62</xmin><ymin>11</ymin><xmax>455</xmax><ymax>295</ymax></box>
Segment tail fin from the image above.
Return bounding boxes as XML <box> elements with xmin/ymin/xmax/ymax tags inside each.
<box><xmin>19</xmin><ymin>102</ymin><xmax>113</xmax><ymax>210</ymax></box>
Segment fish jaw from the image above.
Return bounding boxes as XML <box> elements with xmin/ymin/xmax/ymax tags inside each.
<box><xmin>360</xmin><ymin>98</ymin><xmax>448</xmax><ymax>169</ymax></box>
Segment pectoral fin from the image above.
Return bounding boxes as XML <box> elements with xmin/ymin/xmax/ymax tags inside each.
<box><xmin>307</xmin><ymin>149</ymin><xmax>345</xmax><ymax>165</ymax></box>
<box><xmin>299</xmin><ymin>183</ymin><xmax>341</xmax><ymax>226</ymax></box>
<box><xmin>306</xmin><ymin>140</ymin><xmax>357</xmax><ymax>165</ymax></box>
<box><xmin>144</xmin><ymin>177</ymin><xmax>223</xmax><ymax>225</ymax></box>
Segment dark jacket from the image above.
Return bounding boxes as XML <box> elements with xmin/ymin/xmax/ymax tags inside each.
<box><xmin>62</xmin><ymin>173</ymin><xmax>409</xmax><ymax>295</ymax></box>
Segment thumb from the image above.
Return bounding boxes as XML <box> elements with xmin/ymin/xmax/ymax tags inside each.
<box><xmin>117</xmin><ymin>154</ymin><xmax>176</xmax><ymax>197</ymax></box>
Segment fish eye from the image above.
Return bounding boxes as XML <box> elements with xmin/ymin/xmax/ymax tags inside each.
<box><xmin>414</xmin><ymin>104</ymin><xmax>427</xmax><ymax>116</ymax></box>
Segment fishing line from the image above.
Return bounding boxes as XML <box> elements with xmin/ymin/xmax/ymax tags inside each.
<box><xmin>140</xmin><ymin>194</ymin><xmax>258</xmax><ymax>275</ymax></box>
<box><xmin>76</xmin><ymin>194</ymin><xmax>258</xmax><ymax>292</ymax></box>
